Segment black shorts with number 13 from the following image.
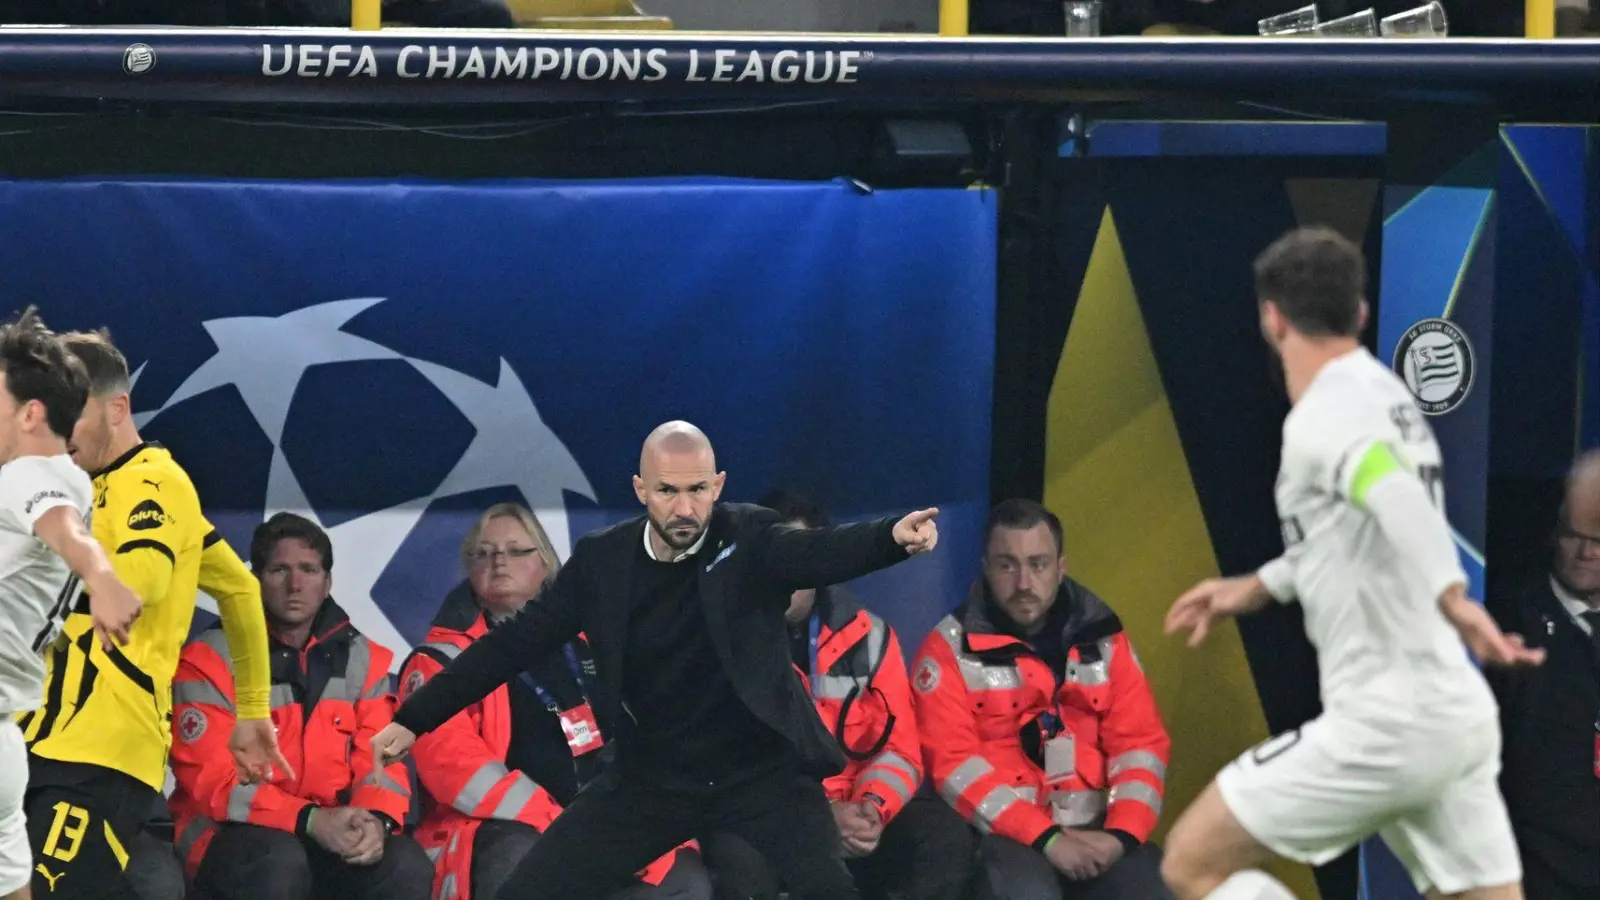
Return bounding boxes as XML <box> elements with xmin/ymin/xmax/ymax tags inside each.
<box><xmin>26</xmin><ymin>757</ymin><xmax>159</xmax><ymax>900</ymax></box>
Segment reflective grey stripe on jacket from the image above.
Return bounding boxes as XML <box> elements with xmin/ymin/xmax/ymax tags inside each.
<box><xmin>452</xmin><ymin>760</ymin><xmax>544</xmax><ymax>821</ymax></box>
<box><xmin>937</xmin><ymin>754</ymin><xmax>1033</xmax><ymax>834</ymax></box>
<box><xmin>933</xmin><ymin>616</ymin><xmax>1024</xmax><ymax>691</ymax></box>
<box><xmin>855</xmin><ymin>749</ymin><xmax>918</xmax><ymax>805</ymax></box>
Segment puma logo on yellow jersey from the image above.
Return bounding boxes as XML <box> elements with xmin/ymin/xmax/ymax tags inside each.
<box><xmin>35</xmin><ymin>863</ymin><xmax>64</xmax><ymax>891</ymax></box>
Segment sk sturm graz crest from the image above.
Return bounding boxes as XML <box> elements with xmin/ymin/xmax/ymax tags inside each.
<box><xmin>1393</xmin><ymin>317</ymin><xmax>1475</xmax><ymax>416</ymax></box>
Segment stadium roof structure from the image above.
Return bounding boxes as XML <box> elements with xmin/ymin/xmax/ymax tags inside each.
<box><xmin>0</xmin><ymin>28</ymin><xmax>1598</xmax><ymax>121</ymax></box>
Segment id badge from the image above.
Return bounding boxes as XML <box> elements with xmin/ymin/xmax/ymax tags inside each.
<box><xmin>1044</xmin><ymin>733</ymin><xmax>1076</xmax><ymax>786</ymax></box>
<box><xmin>559</xmin><ymin>702</ymin><xmax>605</xmax><ymax>755</ymax></box>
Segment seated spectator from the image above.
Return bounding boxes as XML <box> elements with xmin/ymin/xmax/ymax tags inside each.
<box><xmin>1487</xmin><ymin>450</ymin><xmax>1600</xmax><ymax>899</ymax></box>
<box><xmin>702</xmin><ymin>491</ymin><xmax>977</xmax><ymax>900</ymax></box>
<box><xmin>399</xmin><ymin>503</ymin><xmax>709</xmax><ymax>900</ymax></box>
<box><xmin>169</xmin><ymin>512</ymin><xmax>431</xmax><ymax>900</ymax></box>
<box><xmin>912</xmin><ymin>499</ymin><xmax>1172</xmax><ymax>900</ymax></box>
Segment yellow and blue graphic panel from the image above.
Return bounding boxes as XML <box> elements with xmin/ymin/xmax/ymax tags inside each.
<box><xmin>1039</xmin><ymin>158</ymin><xmax>1393</xmax><ymax>900</ymax></box>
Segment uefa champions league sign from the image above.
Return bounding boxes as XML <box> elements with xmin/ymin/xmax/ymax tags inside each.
<box><xmin>0</xmin><ymin>25</ymin><xmax>1593</xmax><ymax>109</ymax></box>
<box><xmin>260</xmin><ymin>43</ymin><xmax>867</xmax><ymax>84</ymax></box>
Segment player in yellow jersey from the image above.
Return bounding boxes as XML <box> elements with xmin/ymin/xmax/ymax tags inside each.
<box><xmin>17</xmin><ymin>330</ymin><xmax>290</xmax><ymax>900</ymax></box>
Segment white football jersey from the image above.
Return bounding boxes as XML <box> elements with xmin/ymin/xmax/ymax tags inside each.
<box><xmin>1273</xmin><ymin>349</ymin><xmax>1495</xmax><ymax>724</ymax></box>
<box><xmin>0</xmin><ymin>454</ymin><xmax>93</xmax><ymax>714</ymax></box>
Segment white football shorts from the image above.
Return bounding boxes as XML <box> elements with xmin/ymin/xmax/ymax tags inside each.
<box><xmin>1216</xmin><ymin>711</ymin><xmax>1522</xmax><ymax>895</ymax></box>
<box><xmin>0</xmin><ymin>719</ymin><xmax>32</xmax><ymax>894</ymax></box>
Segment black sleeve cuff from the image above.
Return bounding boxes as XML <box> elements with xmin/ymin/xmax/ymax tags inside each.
<box><xmin>1030</xmin><ymin>825</ymin><xmax>1064</xmax><ymax>853</ymax></box>
<box><xmin>877</xmin><ymin>516</ymin><xmax>910</xmax><ymax>560</ymax></box>
<box><xmin>1106</xmin><ymin>828</ymin><xmax>1140</xmax><ymax>855</ymax></box>
<box><xmin>391</xmin><ymin>703</ymin><xmax>428</xmax><ymax>738</ymax></box>
<box><xmin>295</xmin><ymin>805</ymin><xmax>316</xmax><ymax>839</ymax></box>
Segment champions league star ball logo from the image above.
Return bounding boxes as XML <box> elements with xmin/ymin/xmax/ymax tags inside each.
<box><xmin>131</xmin><ymin>297</ymin><xmax>595</xmax><ymax>665</ymax></box>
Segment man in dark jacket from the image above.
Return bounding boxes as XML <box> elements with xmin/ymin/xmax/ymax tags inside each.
<box><xmin>371</xmin><ymin>420</ymin><xmax>940</xmax><ymax>900</ymax></box>
<box><xmin>1487</xmin><ymin>450</ymin><xmax>1600</xmax><ymax>900</ymax></box>
<box><xmin>703</xmin><ymin>489</ymin><xmax>978</xmax><ymax>900</ymax></box>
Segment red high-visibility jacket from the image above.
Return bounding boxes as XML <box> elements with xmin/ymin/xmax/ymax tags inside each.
<box><xmin>796</xmin><ymin>588</ymin><xmax>922</xmax><ymax>823</ymax></box>
<box><xmin>169</xmin><ymin>599</ymin><xmax>410</xmax><ymax>877</ymax></box>
<box><xmin>400</xmin><ymin>587</ymin><xmax>690</xmax><ymax>900</ymax></box>
<box><xmin>911</xmin><ymin>579</ymin><xmax>1170</xmax><ymax>852</ymax></box>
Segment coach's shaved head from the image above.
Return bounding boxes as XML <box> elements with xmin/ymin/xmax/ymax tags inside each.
<box><xmin>640</xmin><ymin>420</ymin><xmax>715</xmax><ymax>471</ymax></box>
<box><xmin>1556</xmin><ymin>450</ymin><xmax>1600</xmax><ymax>601</ymax></box>
<box><xmin>634</xmin><ymin>421</ymin><xmax>725</xmax><ymax>558</ymax></box>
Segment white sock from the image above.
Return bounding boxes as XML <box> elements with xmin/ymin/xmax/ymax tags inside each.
<box><xmin>1203</xmin><ymin>869</ymin><xmax>1299</xmax><ymax>900</ymax></box>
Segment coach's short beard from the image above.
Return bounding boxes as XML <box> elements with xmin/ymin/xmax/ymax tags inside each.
<box><xmin>651</xmin><ymin>515</ymin><xmax>703</xmax><ymax>551</ymax></box>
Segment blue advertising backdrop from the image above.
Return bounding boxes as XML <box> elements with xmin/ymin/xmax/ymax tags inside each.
<box><xmin>0</xmin><ymin>176</ymin><xmax>998</xmax><ymax>665</ymax></box>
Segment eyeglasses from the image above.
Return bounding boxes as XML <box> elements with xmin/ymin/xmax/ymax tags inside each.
<box><xmin>467</xmin><ymin>546</ymin><xmax>542</xmax><ymax>567</ymax></box>
<box><xmin>1557</xmin><ymin>523</ymin><xmax>1600</xmax><ymax>555</ymax></box>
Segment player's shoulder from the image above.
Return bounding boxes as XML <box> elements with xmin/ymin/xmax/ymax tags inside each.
<box><xmin>105</xmin><ymin>447</ymin><xmax>201</xmax><ymax>511</ymax></box>
<box><xmin>0</xmin><ymin>453</ymin><xmax>93</xmax><ymax>511</ymax></box>
<box><xmin>0</xmin><ymin>453</ymin><xmax>91</xmax><ymax>490</ymax></box>
<box><xmin>108</xmin><ymin>445</ymin><xmax>198</xmax><ymax>494</ymax></box>
<box><xmin>1285</xmin><ymin>351</ymin><xmax>1410</xmax><ymax>446</ymax></box>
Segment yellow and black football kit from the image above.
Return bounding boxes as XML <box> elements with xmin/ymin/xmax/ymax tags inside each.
<box><xmin>17</xmin><ymin>442</ymin><xmax>272</xmax><ymax>899</ymax></box>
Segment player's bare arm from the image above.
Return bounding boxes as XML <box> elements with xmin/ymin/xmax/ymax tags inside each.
<box><xmin>31</xmin><ymin>504</ymin><xmax>141</xmax><ymax>649</ymax></box>
<box><xmin>1438</xmin><ymin>587</ymin><xmax>1545</xmax><ymax>669</ymax></box>
<box><xmin>1164</xmin><ymin>574</ymin><xmax>1272</xmax><ymax>648</ymax></box>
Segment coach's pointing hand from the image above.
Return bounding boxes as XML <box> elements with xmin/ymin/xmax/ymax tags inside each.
<box><xmin>372</xmin><ymin>721</ymin><xmax>417</xmax><ymax>766</ymax></box>
<box><xmin>893</xmin><ymin>508</ymin><xmax>939</xmax><ymax>555</ymax></box>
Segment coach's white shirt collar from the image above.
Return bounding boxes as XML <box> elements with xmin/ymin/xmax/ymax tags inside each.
<box><xmin>644</xmin><ymin>521</ymin><xmax>708</xmax><ymax>563</ymax></box>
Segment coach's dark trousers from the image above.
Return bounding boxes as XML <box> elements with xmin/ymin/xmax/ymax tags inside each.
<box><xmin>492</xmin><ymin>769</ymin><xmax>859</xmax><ymax>900</ymax></box>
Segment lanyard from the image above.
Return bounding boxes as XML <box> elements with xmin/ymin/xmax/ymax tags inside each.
<box><xmin>808</xmin><ymin>611</ymin><xmax>822</xmax><ymax>679</ymax></box>
<box><xmin>521</xmin><ymin>643</ymin><xmax>588</xmax><ymax>712</ymax></box>
<box><xmin>1029</xmin><ymin>636</ymin><xmax>1066</xmax><ymax>738</ymax></box>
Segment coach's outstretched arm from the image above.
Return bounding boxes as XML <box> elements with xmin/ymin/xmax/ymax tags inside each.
<box><xmin>377</xmin><ymin>547</ymin><xmax>587</xmax><ymax>763</ymax></box>
<box><xmin>1344</xmin><ymin>441</ymin><xmax>1545</xmax><ymax>669</ymax></box>
<box><xmin>758</xmin><ymin>507</ymin><xmax>937</xmax><ymax>593</ymax></box>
